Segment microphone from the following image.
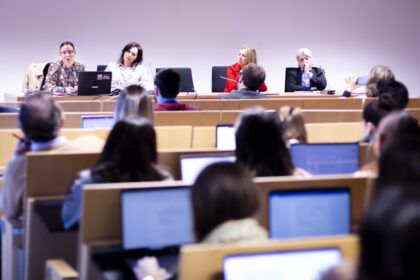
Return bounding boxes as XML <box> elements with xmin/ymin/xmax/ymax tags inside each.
<box><xmin>220</xmin><ymin>76</ymin><xmax>237</xmax><ymax>83</ymax></box>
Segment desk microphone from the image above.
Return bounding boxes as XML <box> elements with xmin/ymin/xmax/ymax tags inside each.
<box><xmin>220</xmin><ymin>76</ymin><xmax>237</xmax><ymax>83</ymax></box>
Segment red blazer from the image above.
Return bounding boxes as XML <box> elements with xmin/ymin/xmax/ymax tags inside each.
<box><xmin>223</xmin><ymin>63</ymin><xmax>267</xmax><ymax>93</ymax></box>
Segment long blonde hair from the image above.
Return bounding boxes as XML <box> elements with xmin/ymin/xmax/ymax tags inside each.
<box><xmin>240</xmin><ymin>46</ymin><xmax>257</xmax><ymax>64</ymax></box>
<box><xmin>366</xmin><ymin>65</ymin><xmax>395</xmax><ymax>97</ymax></box>
<box><xmin>275</xmin><ymin>106</ymin><xmax>307</xmax><ymax>145</ymax></box>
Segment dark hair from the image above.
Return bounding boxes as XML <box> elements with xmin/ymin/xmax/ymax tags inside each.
<box><xmin>242</xmin><ymin>63</ymin><xmax>266</xmax><ymax>91</ymax></box>
<box><xmin>92</xmin><ymin>118</ymin><xmax>164</xmax><ymax>182</ymax></box>
<box><xmin>18</xmin><ymin>93</ymin><xmax>62</xmax><ymax>142</ymax></box>
<box><xmin>192</xmin><ymin>162</ymin><xmax>260</xmax><ymax>241</ymax></box>
<box><xmin>118</xmin><ymin>42</ymin><xmax>143</xmax><ymax>67</ymax></box>
<box><xmin>378</xmin><ymin>80</ymin><xmax>409</xmax><ymax>109</ymax></box>
<box><xmin>154</xmin><ymin>69</ymin><xmax>180</xmax><ymax>98</ymax></box>
<box><xmin>114</xmin><ymin>85</ymin><xmax>154</xmax><ymax>122</ymax></box>
<box><xmin>235</xmin><ymin>107</ymin><xmax>295</xmax><ymax>177</ymax></box>
<box><xmin>59</xmin><ymin>41</ymin><xmax>75</xmax><ymax>52</ymax></box>
<box><xmin>358</xmin><ymin>187</ymin><xmax>420</xmax><ymax>280</ymax></box>
<box><xmin>363</xmin><ymin>94</ymin><xmax>399</xmax><ymax>127</ymax></box>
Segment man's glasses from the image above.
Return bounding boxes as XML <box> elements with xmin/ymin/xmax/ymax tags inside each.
<box><xmin>60</xmin><ymin>50</ymin><xmax>74</xmax><ymax>55</ymax></box>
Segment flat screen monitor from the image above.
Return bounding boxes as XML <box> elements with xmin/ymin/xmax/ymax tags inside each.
<box><xmin>269</xmin><ymin>188</ymin><xmax>351</xmax><ymax>238</ymax></box>
<box><xmin>223</xmin><ymin>247</ymin><xmax>342</xmax><ymax>280</ymax></box>
<box><xmin>289</xmin><ymin>143</ymin><xmax>359</xmax><ymax>174</ymax></box>
<box><xmin>78</xmin><ymin>71</ymin><xmax>112</xmax><ymax>95</ymax></box>
<box><xmin>121</xmin><ymin>187</ymin><xmax>194</xmax><ymax>250</ymax></box>
<box><xmin>81</xmin><ymin>115</ymin><xmax>114</xmax><ymax>129</ymax></box>
<box><xmin>216</xmin><ymin>125</ymin><xmax>235</xmax><ymax>150</ymax></box>
<box><xmin>180</xmin><ymin>154</ymin><xmax>236</xmax><ymax>185</ymax></box>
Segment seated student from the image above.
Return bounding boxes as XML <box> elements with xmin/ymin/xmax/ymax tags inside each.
<box><xmin>274</xmin><ymin>106</ymin><xmax>307</xmax><ymax>147</ymax></box>
<box><xmin>114</xmin><ymin>85</ymin><xmax>154</xmax><ymax>123</ymax></box>
<box><xmin>153</xmin><ymin>69</ymin><xmax>201</xmax><ymax>111</ymax></box>
<box><xmin>234</xmin><ymin>107</ymin><xmax>308</xmax><ymax>177</ymax></box>
<box><xmin>105</xmin><ymin>42</ymin><xmax>153</xmax><ymax>94</ymax></box>
<box><xmin>61</xmin><ymin>117</ymin><xmax>172</xmax><ymax>230</ymax></box>
<box><xmin>134</xmin><ymin>162</ymin><xmax>267</xmax><ymax>279</ymax></box>
<box><xmin>377</xmin><ymin>80</ymin><xmax>409</xmax><ymax>109</ymax></box>
<box><xmin>221</xmin><ymin>63</ymin><xmax>268</xmax><ymax>99</ymax></box>
<box><xmin>285</xmin><ymin>48</ymin><xmax>327</xmax><ymax>92</ymax></box>
<box><xmin>224</xmin><ymin>46</ymin><xmax>267</xmax><ymax>93</ymax></box>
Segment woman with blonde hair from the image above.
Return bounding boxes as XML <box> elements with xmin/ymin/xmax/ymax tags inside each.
<box><xmin>275</xmin><ymin>106</ymin><xmax>307</xmax><ymax>146</ymax></box>
<box><xmin>114</xmin><ymin>85</ymin><xmax>154</xmax><ymax>123</ymax></box>
<box><xmin>224</xmin><ymin>46</ymin><xmax>267</xmax><ymax>93</ymax></box>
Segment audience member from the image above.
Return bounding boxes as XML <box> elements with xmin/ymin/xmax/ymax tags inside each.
<box><xmin>274</xmin><ymin>105</ymin><xmax>307</xmax><ymax>146</ymax></box>
<box><xmin>114</xmin><ymin>85</ymin><xmax>154</xmax><ymax>123</ymax></box>
<box><xmin>61</xmin><ymin>117</ymin><xmax>172</xmax><ymax>230</ymax></box>
<box><xmin>221</xmin><ymin>63</ymin><xmax>268</xmax><ymax>99</ymax></box>
<box><xmin>44</xmin><ymin>41</ymin><xmax>85</xmax><ymax>94</ymax></box>
<box><xmin>105</xmin><ymin>42</ymin><xmax>153</xmax><ymax>94</ymax></box>
<box><xmin>285</xmin><ymin>48</ymin><xmax>327</xmax><ymax>92</ymax></box>
<box><xmin>0</xmin><ymin>93</ymin><xmax>103</xmax><ymax>218</ymax></box>
<box><xmin>153</xmin><ymin>69</ymin><xmax>200</xmax><ymax>111</ymax></box>
<box><xmin>134</xmin><ymin>162</ymin><xmax>267</xmax><ymax>279</ymax></box>
<box><xmin>378</xmin><ymin>80</ymin><xmax>409</xmax><ymax>109</ymax></box>
<box><xmin>224</xmin><ymin>46</ymin><xmax>267</xmax><ymax>93</ymax></box>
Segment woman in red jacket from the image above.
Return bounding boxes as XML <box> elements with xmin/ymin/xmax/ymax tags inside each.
<box><xmin>224</xmin><ymin>47</ymin><xmax>267</xmax><ymax>93</ymax></box>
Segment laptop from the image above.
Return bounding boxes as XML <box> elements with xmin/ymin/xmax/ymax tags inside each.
<box><xmin>269</xmin><ymin>188</ymin><xmax>351</xmax><ymax>239</ymax></box>
<box><xmin>180</xmin><ymin>153</ymin><xmax>236</xmax><ymax>184</ymax></box>
<box><xmin>81</xmin><ymin>115</ymin><xmax>114</xmax><ymax>129</ymax></box>
<box><xmin>216</xmin><ymin>124</ymin><xmax>236</xmax><ymax>150</ymax></box>
<box><xmin>120</xmin><ymin>187</ymin><xmax>194</xmax><ymax>274</ymax></box>
<box><xmin>223</xmin><ymin>247</ymin><xmax>342</xmax><ymax>280</ymax></box>
<box><xmin>289</xmin><ymin>143</ymin><xmax>359</xmax><ymax>174</ymax></box>
<box><xmin>78</xmin><ymin>71</ymin><xmax>112</xmax><ymax>95</ymax></box>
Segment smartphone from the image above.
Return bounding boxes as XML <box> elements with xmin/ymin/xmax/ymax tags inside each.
<box><xmin>356</xmin><ymin>76</ymin><xmax>368</xmax><ymax>85</ymax></box>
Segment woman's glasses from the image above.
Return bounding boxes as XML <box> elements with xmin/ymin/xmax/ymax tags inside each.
<box><xmin>60</xmin><ymin>50</ymin><xmax>74</xmax><ymax>55</ymax></box>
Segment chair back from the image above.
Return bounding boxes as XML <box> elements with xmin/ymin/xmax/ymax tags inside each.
<box><xmin>156</xmin><ymin>67</ymin><xmax>195</xmax><ymax>93</ymax></box>
<box><xmin>96</xmin><ymin>65</ymin><xmax>107</xmax><ymax>71</ymax></box>
<box><xmin>211</xmin><ymin>66</ymin><xmax>228</xmax><ymax>92</ymax></box>
<box><xmin>285</xmin><ymin>67</ymin><xmax>298</xmax><ymax>92</ymax></box>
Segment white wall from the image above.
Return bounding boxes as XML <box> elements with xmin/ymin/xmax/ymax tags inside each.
<box><xmin>1</xmin><ymin>0</ymin><xmax>419</xmax><ymax>95</ymax></box>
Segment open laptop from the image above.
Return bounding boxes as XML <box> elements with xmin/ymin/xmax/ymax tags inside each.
<box><xmin>216</xmin><ymin>124</ymin><xmax>235</xmax><ymax>150</ymax></box>
<box><xmin>223</xmin><ymin>247</ymin><xmax>342</xmax><ymax>280</ymax></box>
<box><xmin>81</xmin><ymin>115</ymin><xmax>114</xmax><ymax>129</ymax></box>
<box><xmin>78</xmin><ymin>71</ymin><xmax>112</xmax><ymax>95</ymax></box>
<box><xmin>269</xmin><ymin>188</ymin><xmax>351</xmax><ymax>239</ymax></box>
<box><xmin>180</xmin><ymin>153</ymin><xmax>236</xmax><ymax>184</ymax></box>
<box><xmin>289</xmin><ymin>143</ymin><xmax>359</xmax><ymax>174</ymax></box>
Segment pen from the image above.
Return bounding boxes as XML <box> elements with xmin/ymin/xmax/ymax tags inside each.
<box><xmin>12</xmin><ymin>133</ymin><xmax>31</xmax><ymax>144</ymax></box>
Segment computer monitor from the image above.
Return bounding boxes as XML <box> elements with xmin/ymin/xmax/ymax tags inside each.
<box><xmin>121</xmin><ymin>187</ymin><xmax>194</xmax><ymax>250</ymax></box>
<box><xmin>78</xmin><ymin>71</ymin><xmax>112</xmax><ymax>95</ymax></box>
<box><xmin>223</xmin><ymin>247</ymin><xmax>342</xmax><ymax>280</ymax></box>
<box><xmin>216</xmin><ymin>125</ymin><xmax>236</xmax><ymax>150</ymax></box>
<box><xmin>269</xmin><ymin>188</ymin><xmax>351</xmax><ymax>239</ymax></box>
<box><xmin>180</xmin><ymin>154</ymin><xmax>236</xmax><ymax>185</ymax></box>
<box><xmin>289</xmin><ymin>143</ymin><xmax>359</xmax><ymax>174</ymax></box>
<box><xmin>81</xmin><ymin>115</ymin><xmax>114</xmax><ymax>129</ymax></box>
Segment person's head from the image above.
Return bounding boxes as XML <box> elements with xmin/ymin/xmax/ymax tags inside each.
<box><xmin>235</xmin><ymin>107</ymin><xmax>295</xmax><ymax>177</ymax></box>
<box><xmin>238</xmin><ymin>63</ymin><xmax>266</xmax><ymax>91</ymax></box>
<box><xmin>296</xmin><ymin>48</ymin><xmax>313</xmax><ymax>69</ymax></box>
<box><xmin>114</xmin><ymin>85</ymin><xmax>154</xmax><ymax>123</ymax></box>
<box><xmin>154</xmin><ymin>69</ymin><xmax>180</xmax><ymax>99</ymax></box>
<box><xmin>358</xmin><ymin>187</ymin><xmax>420</xmax><ymax>280</ymax></box>
<box><xmin>373</xmin><ymin>111</ymin><xmax>420</xmax><ymax>157</ymax></box>
<box><xmin>93</xmin><ymin>117</ymin><xmax>162</xmax><ymax>182</ymax></box>
<box><xmin>191</xmin><ymin>162</ymin><xmax>260</xmax><ymax>241</ymax></box>
<box><xmin>18</xmin><ymin>93</ymin><xmax>63</xmax><ymax>142</ymax></box>
<box><xmin>275</xmin><ymin>106</ymin><xmax>307</xmax><ymax>146</ymax></box>
<box><xmin>378</xmin><ymin>80</ymin><xmax>409</xmax><ymax>109</ymax></box>
<box><xmin>118</xmin><ymin>42</ymin><xmax>143</xmax><ymax>67</ymax></box>
<box><xmin>237</xmin><ymin>47</ymin><xmax>257</xmax><ymax>67</ymax></box>
<box><xmin>366</xmin><ymin>65</ymin><xmax>395</xmax><ymax>97</ymax></box>
<box><xmin>59</xmin><ymin>41</ymin><xmax>76</xmax><ymax>68</ymax></box>
<box><xmin>362</xmin><ymin>94</ymin><xmax>399</xmax><ymax>140</ymax></box>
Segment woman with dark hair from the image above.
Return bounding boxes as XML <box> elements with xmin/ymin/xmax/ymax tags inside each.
<box><xmin>114</xmin><ymin>85</ymin><xmax>154</xmax><ymax>123</ymax></box>
<box><xmin>234</xmin><ymin>107</ymin><xmax>295</xmax><ymax>177</ymax></box>
<box><xmin>61</xmin><ymin>117</ymin><xmax>172</xmax><ymax>229</ymax></box>
<box><xmin>44</xmin><ymin>41</ymin><xmax>85</xmax><ymax>93</ymax></box>
<box><xmin>105</xmin><ymin>42</ymin><xmax>152</xmax><ymax>93</ymax></box>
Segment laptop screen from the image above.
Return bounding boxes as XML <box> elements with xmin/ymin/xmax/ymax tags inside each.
<box><xmin>223</xmin><ymin>248</ymin><xmax>342</xmax><ymax>280</ymax></box>
<box><xmin>78</xmin><ymin>71</ymin><xmax>112</xmax><ymax>95</ymax></box>
<box><xmin>121</xmin><ymin>187</ymin><xmax>194</xmax><ymax>250</ymax></box>
<box><xmin>289</xmin><ymin>143</ymin><xmax>359</xmax><ymax>174</ymax></box>
<box><xmin>216</xmin><ymin>125</ymin><xmax>236</xmax><ymax>150</ymax></box>
<box><xmin>269</xmin><ymin>188</ymin><xmax>351</xmax><ymax>238</ymax></box>
<box><xmin>180</xmin><ymin>154</ymin><xmax>236</xmax><ymax>185</ymax></box>
<box><xmin>81</xmin><ymin>116</ymin><xmax>114</xmax><ymax>128</ymax></box>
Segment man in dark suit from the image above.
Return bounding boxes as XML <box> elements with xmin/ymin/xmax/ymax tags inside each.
<box><xmin>285</xmin><ymin>48</ymin><xmax>327</xmax><ymax>92</ymax></box>
<box><xmin>221</xmin><ymin>63</ymin><xmax>268</xmax><ymax>99</ymax></box>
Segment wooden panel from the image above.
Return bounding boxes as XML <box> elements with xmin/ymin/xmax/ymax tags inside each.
<box><xmin>58</xmin><ymin>101</ymin><xmax>102</xmax><ymax>112</ymax></box>
<box><xmin>0</xmin><ymin>113</ymin><xmax>19</xmax><ymax>128</ymax></box>
<box><xmin>0</xmin><ymin>129</ymin><xmax>21</xmax><ymax>168</ymax></box>
<box><xmin>154</xmin><ymin>111</ymin><xmax>221</xmax><ymax>126</ymax></box>
<box><xmin>101</xmin><ymin>100</ymin><xmax>118</xmax><ymax>112</ymax></box>
<box><xmin>239</xmin><ymin>98</ymin><xmax>303</xmax><ymax>110</ymax></box>
<box><xmin>406</xmin><ymin>108</ymin><xmax>420</xmax><ymax>120</ymax></box>
<box><xmin>155</xmin><ymin>126</ymin><xmax>193</xmax><ymax>149</ymax></box>
<box><xmin>303</xmin><ymin>98</ymin><xmax>363</xmax><ymax>109</ymax></box>
<box><xmin>181</xmin><ymin>100</ymin><xmax>240</xmax><ymax>110</ymax></box>
<box><xmin>306</xmin><ymin>122</ymin><xmax>363</xmax><ymax>143</ymax></box>
<box><xmin>303</xmin><ymin>110</ymin><xmax>363</xmax><ymax>123</ymax></box>
<box><xmin>191</xmin><ymin>127</ymin><xmax>216</xmax><ymax>149</ymax></box>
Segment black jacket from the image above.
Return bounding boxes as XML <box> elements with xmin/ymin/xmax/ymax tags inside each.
<box><xmin>285</xmin><ymin>67</ymin><xmax>327</xmax><ymax>92</ymax></box>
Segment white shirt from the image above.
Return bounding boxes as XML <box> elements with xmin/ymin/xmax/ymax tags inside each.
<box><xmin>105</xmin><ymin>62</ymin><xmax>153</xmax><ymax>91</ymax></box>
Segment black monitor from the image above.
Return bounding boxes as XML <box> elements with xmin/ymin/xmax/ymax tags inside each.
<box><xmin>289</xmin><ymin>143</ymin><xmax>359</xmax><ymax>174</ymax></box>
<box><xmin>269</xmin><ymin>188</ymin><xmax>351</xmax><ymax>238</ymax></box>
<box><xmin>78</xmin><ymin>71</ymin><xmax>112</xmax><ymax>95</ymax></box>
